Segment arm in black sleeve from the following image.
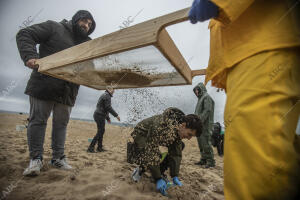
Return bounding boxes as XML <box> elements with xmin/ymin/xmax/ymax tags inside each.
<box><xmin>16</xmin><ymin>20</ymin><xmax>54</xmax><ymax>64</ymax></box>
<box><xmin>168</xmin><ymin>141</ymin><xmax>183</xmax><ymax>178</ymax></box>
<box><xmin>104</xmin><ymin>95</ymin><xmax>118</xmax><ymax>117</ymax></box>
<box><xmin>95</xmin><ymin>97</ymin><xmax>102</xmax><ymax>111</ymax></box>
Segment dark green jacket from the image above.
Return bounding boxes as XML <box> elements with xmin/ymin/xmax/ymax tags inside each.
<box><xmin>131</xmin><ymin>108</ymin><xmax>184</xmax><ymax>179</ymax></box>
<box><xmin>16</xmin><ymin>20</ymin><xmax>91</xmax><ymax>106</ymax></box>
<box><xmin>193</xmin><ymin>83</ymin><xmax>215</xmax><ymax>130</ymax></box>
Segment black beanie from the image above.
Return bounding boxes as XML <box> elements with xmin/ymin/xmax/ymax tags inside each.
<box><xmin>72</xmin><ymin>10</ymin><xmax>96</xmax><ymax>35</ymax></box>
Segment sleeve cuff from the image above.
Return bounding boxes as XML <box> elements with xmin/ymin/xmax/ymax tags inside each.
<box><xmin>24</xmin><ymin>54</ymin><xmax>39</xmax><ymax>65</ymax></box>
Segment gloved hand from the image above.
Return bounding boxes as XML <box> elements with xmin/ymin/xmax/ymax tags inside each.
<box><xmin>156</xmin><ymin>179</ymin><xmax>167</xmax><ymax>196</ymax></box>
<box><xmin>188</xmin><ymin>0</ymin><xmax>219</xmax><ymax>24</ymax></box>
<box><xmin>172</xmin><ymin>176</ymin><xmax>183</xmax><ymax>186</ymax></box>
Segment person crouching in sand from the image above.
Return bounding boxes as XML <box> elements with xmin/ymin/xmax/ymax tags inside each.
<box><xmin>127</xmin><ymin>107</ymin><xmax>202</xmax><ymax>196</ymax></box>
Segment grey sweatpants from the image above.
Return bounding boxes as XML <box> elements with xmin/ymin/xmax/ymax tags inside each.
<box><xmin>27</xmin><ymin>96</ymin><xmax>72</xmax><ymax>159</ymax></box>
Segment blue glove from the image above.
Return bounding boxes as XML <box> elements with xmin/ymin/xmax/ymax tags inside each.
<box><xmin>156</xmin><ymin>179</ymin><xmax>167</xmax><ymax>196</ymax></box>
<box><xmin>173</xmin><ymin>177</ymin><xmax>183</xmax><ymax>186</ymax></box>
<box><xmin>188</xmin><ymin>0</ymin><xmax>219</xmax><ymax>24</ymax></box>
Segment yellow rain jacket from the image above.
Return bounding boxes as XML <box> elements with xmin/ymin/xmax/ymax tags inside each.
<box><xmin>206</xmin><ymin>0</ymin><xmax>300</xmax><ymax>89</ymax></box>
<box><xmin>204</xmin><ymin>0</ymin><xmax>300</xmax><ymax>199</ymax></box>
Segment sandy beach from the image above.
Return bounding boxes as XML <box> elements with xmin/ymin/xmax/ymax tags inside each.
<box><xmin>0</xmin><ymin>113</ymin><xmax>224</xmax><ymax>200</ymax></box>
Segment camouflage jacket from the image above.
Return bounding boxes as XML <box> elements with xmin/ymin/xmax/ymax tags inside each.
<box><xmin>130</xmin><ymin>107</ymin><xmax>184</xmax><ymax>179</ymax></box>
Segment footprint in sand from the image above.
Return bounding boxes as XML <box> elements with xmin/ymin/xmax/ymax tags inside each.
<box><xmin>38</xmin><ymin>170</ymin><xmax>66</xmax><ymax>183</ymax></box>
<box><xmin>0</xmin><ymin>155</ymin><xmax>7</xmax><ymax>161</ymax></box>
<box><xmin>16</xmin><ymin>148</ymin><xmax>26</xmax><ymax>154</ymax></box>
<box><xmin>81</xmin><ymin>155</ymin><xmax>89</xmax><ymax>159</ymax></box>
<box><xmin>84</xmin><ymin>161</ymin><xmax>94</xmax><ymax>167</ymax></box>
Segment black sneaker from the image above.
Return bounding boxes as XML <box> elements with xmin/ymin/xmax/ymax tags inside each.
<box><xmin>87</xmin><ymin>148</ymin><xmax>96</xmax><ymax>153</ymax></box>
<box><xmin>96</xmin><ymin>147</ymin><xmax>107</xmax><ymax>152</ymax></box>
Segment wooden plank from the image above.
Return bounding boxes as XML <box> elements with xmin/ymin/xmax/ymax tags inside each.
<box><xmin>37</xmin><ymin>7</ymin><xmax>190</xmax><ymax>72</ymax></box>
<box><xmin>41</xmin><ymin>70</ymin><xmax>188</xmax><ymax>90</ymax></box>
<box><xmin>156</xmin><ymin>28</ymin><xmax>192</xmax><ymax>84</ymax></box>
<box><xmin>34</xmin><ymin>7</ymin><xmax>199</xmax><ymax>89</ymax></box>
<box><xmin>192</xmin><ymin>69</ymin><xmax>206</xmax><ymax>77</ymax></box>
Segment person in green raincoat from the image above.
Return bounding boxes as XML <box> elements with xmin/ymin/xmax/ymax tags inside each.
<box><xmin>193</xmin><ymin>83</ymin><xmax>215</xmax><ymax>168</ymax></box>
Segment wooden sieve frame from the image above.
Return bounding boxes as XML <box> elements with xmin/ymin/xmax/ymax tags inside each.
<box><xmin>36</xmin><ymin>7</ymin><xmax>206</xmax><ymax>89</ymax></box>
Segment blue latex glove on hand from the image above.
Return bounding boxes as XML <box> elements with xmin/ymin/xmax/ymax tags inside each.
<box><xmin>188</xmin><ymin>0</ymin><xmax>219</xmax><ymax>24</ymax></box>
<box><xmin>156</xmin><ymin>179</ymin><xmax>167</xmax><ymax>196</ymax></box>
<box><xmin>173</xmin><ymin>177</ymin><xmax>183</xmax><ymax>186</ymax></box>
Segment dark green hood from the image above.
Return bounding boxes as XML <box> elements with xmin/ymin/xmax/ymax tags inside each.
<box><xmin>193</xmin><ymin>83</ymin><xmax>207</xmax><ymax>98</ymax></box>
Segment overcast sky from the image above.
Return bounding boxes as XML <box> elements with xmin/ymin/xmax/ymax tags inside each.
<box><xmin>0</xmin><ymin>0</ymin><xmax>226</xmax><ymax>124</ymax></box>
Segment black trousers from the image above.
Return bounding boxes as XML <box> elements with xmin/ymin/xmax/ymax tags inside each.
<box><xmin>90</xmin><ymin>113</ymin><xmax>106</xmax><ymax>149</ymax></box>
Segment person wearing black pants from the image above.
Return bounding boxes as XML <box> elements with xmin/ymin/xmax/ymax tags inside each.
<box><xmin>87</xmin><ymin>87</ymin><xmax>120</xmax><ymax>152</ymax></box>
<box><xmin>91</xmin><ymin>113</ymin><xmax>106</xmax><ymax>151</ymax></box>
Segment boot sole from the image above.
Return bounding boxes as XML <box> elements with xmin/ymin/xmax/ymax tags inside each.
<box><xmin>23</xmin><ymin>169</ymin><xmax>40</xmax><ymax>176</ymax></box>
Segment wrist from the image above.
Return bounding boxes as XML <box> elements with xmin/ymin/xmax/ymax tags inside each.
<box><xmin>156</xmin><ymin>178</ymin><xmax>164</xmax><ymax>183</ymax></box>
<box><xmin>25</xmin><ymin>55</ymin><xmax>38</xmax><ymax>64</ymax></box>
<box><xmin>155</xmin><ymin>178</ymin><xmax>162</xmax><ymax>182</ymax></box>
<box><xmin>173</xmin><ymin>177</ymin><xmax>180</xmax><ymax>182</ymax></box>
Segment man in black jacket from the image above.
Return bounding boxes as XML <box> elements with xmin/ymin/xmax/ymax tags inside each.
<box><xmin>87</xmin><ymin>87</ymin><xmax>120</xmax><ymax>153</ymax></box>
<box><xmin>16</xmin><ymin>10</ymin><xmax>96</xmax><ymax>176</ymax></box>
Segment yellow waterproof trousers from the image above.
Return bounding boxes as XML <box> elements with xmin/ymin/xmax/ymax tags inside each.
<box><xmin>224</xmin><ymin>48</ymin><xmax>300</xmax><ymax>200</ymax></box>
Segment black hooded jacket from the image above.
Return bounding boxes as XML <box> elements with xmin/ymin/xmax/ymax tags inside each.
<box><xmin>16</xmin><ymin>10</ymin><xmax>96</xmax><ymax>106</ymax></box>
<box><xmin>94</xmin><ymin>91</ymin><xmax>118</xmax><ymax>120</ymax></box>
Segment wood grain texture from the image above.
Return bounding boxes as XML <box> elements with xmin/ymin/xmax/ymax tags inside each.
<box><xmin>156</xmin><ymin>28</ymin><xmax>192</xmax><ymax>84</ymax></box>
<box><xmin>192</xmin><ymin>69</ymin><xmax>206</xmax><ymax>77</ymax></box>
<box><xmin>35</xmin><ymin>7</ymin><xmax>207</xmax><ymax>89</ymax></box>
<box><xmin>37</xmin><ymin>7</ymin><xmax>190</xmax><ymax>72</ymax></box>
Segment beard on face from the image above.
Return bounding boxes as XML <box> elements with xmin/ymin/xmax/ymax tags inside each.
<box><xmin>73</xmin><ymin>23</ymin><xmax>88</xmax><ymax>38</ymax></box>
<box><xmin>195</xmin><ymin>88</ymin><xmax>202</xmax><ymax>97</ymax></box>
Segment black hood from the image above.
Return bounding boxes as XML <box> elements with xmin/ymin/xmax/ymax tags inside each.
<box><xmin>72</xmin><ymin>10</ymin><xmax>96</xmax><ymax>35</ymax></box>
<box><xmin>61</xmin><ymin>19</ymin><xmax>91</xmax><ymax>44</ymax></box>
<box><xmin>193</xmin><ymin>82</ymin><xmax>207</xmax><ymax>98</ymax></box>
